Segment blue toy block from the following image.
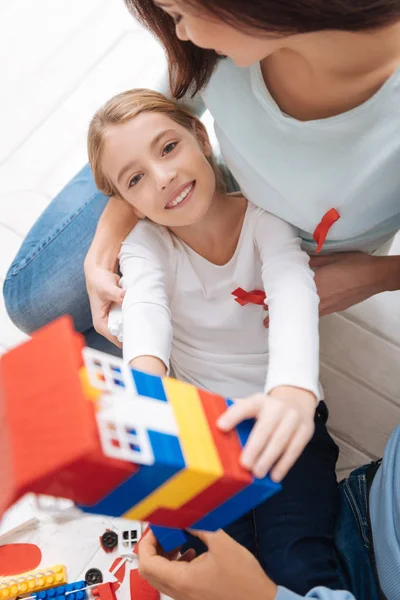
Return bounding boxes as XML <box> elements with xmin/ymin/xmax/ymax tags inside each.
<box><xmin>131</xmin><ymin>369</ymin><xmax>167</xmax><ymax>402</ymax></box>
<box><xmin>150</xmin><ymin>525</ymin><xmax>188</xmax><ymax>552</ymax></box>
<box><xmin>34</xmin><ymin>581</ymin><xmax>87</xmax><ymax>600</ymax></box>
<box><xmin>193</xmin><ymin>476</ymin><xmax>280</xmax><ymax>531</ymax></box>
<box><xmin>80</xmin><ymin>430</ymin><xmax>185</xmax><ymax>515</ymax></box>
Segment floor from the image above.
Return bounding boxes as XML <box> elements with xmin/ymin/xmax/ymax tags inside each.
<box><xmin>1</xmin><ymin>0</ymin><xmax>400</xmax><ymax>484</ymax></box>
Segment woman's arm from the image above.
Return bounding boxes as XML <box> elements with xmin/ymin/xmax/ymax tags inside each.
<box><xmin>137</xmin><ymin>529</ymin><xmax>356</xmax><ymax>600</ymax></box>
<box><xmin>84</xmin><ymin>195</ymin><xmax>138</xmax><ymax>345</ymax></box>
<box><xmin>310</xmin><ymin>252</ymin><xmax>400</xmax><ymax>316</ymax></box>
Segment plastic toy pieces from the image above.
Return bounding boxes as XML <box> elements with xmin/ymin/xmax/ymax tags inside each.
<box><xmin>100</xmin><ymin>531</ymin><xmax>118</xmax><ymax>553</ymax></box>
<box><xmin>33</xmin><ymin>581</ymin><xmax>87</xmax><ymax>600</ymax></box>
<box><xmin>130</xmin><ymin>570</ymin><xmax>159</xmax><ymax>600</ymax></box>
<box><xmin>0</xmin><ymin>316</ymin><xmax>281</xmax><ymax>555</ymax></box>
<box><xmin>118</xmin><ymin>529</ymin><xmax>140</xmax><ymax>556</ymax></box>
<box><xmin>0</xmin><ymin>565</ymin><xmax>67</xmax><ymax>599</ymax></box>
<box><xmin>0</xmin><ymin>316</ymin><xmax>137</xmax><ymax>509</ymax></box>
<box><xmin>92</xmin><ymin>583</ymin><xmax>117</xmax><ymax>600</ymax></box>
<box><xmin>84</xmin><ymin>570</ymin><xmax>103</xmax><ymax>586</ymax></box>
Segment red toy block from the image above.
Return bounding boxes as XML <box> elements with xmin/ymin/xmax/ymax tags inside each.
<box><xmin>130</xmin><ymin>569</ymin><xmax>160</xmax><ymax>600</ymax></box>
<box><xmin>0</xmin><ymin>316</ymin><xmax>136</xmax><ymax>507</ymax></box>
<box><xmin>93</xmin><ymin>583</ymin><xmax>117</xmax><ymax>600</ymax></box>
<box><xmin>0</xmin><ymin>367</ymin><xmax>14</xmax><ymax>515</ymax></box>
<box><xmin>144</xmin><ymin>389</ymin><xmax>252</xmax><ymax>528</ymax></box>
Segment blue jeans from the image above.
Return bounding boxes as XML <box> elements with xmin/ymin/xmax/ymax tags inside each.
<box><xmin>3</xmin><ymin>164</ymin><xmax>120</xmax><ymax>355</ymax></box>
<box><xmin>335</xmin><ymin>464</ymin><xmax>381</xmax><ymax>599</ymax></box>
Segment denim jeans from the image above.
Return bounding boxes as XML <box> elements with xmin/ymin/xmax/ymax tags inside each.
<box><xmin>3</xmin><ymin>164</ymin><xmax>120</xmax><ymax>355</ymax></box>
<box><xmin>335</xmin><ymin>464</ymin><xmax>382</xmax><ymax>600</ymax></box>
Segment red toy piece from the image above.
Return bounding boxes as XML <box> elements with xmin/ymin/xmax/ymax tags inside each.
<box><xmin>0</xmin><ymin>361</ymin><xmax>13</xmax><ymax>516</ymax></box>
<box><xmin>145</xmin><ymin>389</ymin><xmax>252</xmax><ymax>527</ymax></box>
<box><xmin>0</xmin><ymin>543</ymin><xmax>42</xmax><ymax>576</ymax></box>
<box><xmin>0</xmin><ymin>317</ymin><xmax>137</xmax><ymax>509</ymax></box>
<box><xmin>130</xmin><ymin>570</ymin><xmax>160</xmax><ymax>600</ymax></box>
<box><xmin>92</xmin><ymin>583</ymin><xmax>117</xmax><ymax>600</ymax></box>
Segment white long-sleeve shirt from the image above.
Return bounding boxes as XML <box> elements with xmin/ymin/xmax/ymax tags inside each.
<box><xmin>111</xmin><ymin>202</ymin><xmax>320</xmax><ymax>399</ymax></box>
<box><xmin>156</xmin><ymin>59</ymin><xmax>400</xmax><ymax>253</ymax></box>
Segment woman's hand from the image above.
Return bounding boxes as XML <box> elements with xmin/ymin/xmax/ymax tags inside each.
<box><xmin>84</xmin><ymin>262</ymin><xmax>125</xmax><ymax>347</ymax></box>
<box><xmin>310</xmin><ymin>252</ymin><xmax>400</xmax><ymax>316</ymax></box>
<box><xmin>218</xmin><ymin>387</ymin><xmax>316</xmax><ymax>482</ymax></box>
<box><xmin>84</xmin><ymin>195</ymin><xmax>137</xmax><ymax>346</ymax></box>
<box><xmin>138</xmin><ymin>529</ymin><xmax>278</xmax><ymax>600</ymax></box>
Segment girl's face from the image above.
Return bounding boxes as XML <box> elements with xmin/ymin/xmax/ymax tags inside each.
<box><xmin>153</xmin><ymin>0</ymin><xmax>287</xmax><ymax>67</ymax></box>
<box><xmin>101</xmin><ymin>112</ymin><xmax>216</xmax><ymax>227</ymax></box>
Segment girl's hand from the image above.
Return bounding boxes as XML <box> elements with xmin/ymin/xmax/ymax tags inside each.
<box><xmin>217</xmin><ymin>386</ymin><xmax>316</xmax><ymax>482</ymax></box>
<box><xmin>84</xmin><ymin>262</ymin><xmax>125</xmax><ymax>347</ymax></box>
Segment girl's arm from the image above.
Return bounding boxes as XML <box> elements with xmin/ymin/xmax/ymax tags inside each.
<box><xmin>254</xmin><ymin>211</ymin><xmax>320</xmax><ymax>399</ymax></box>
<box><xmin>218</xmin><ymin>211</ymin><xmax>319</xmax><ymax>482</ymax></box>
<box><xmin>117</xmin><ymin>222</ymin><xmax>174</xmax><ymax>377</ymax></box>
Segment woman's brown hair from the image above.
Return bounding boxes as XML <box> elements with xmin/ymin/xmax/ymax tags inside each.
<box><xmin>88</xmin><ymin>88</ymin><xmax>223</xmax><ymax>197</ymax></box>
<box><xmin>125</xmin><ymin>0</ymin><xmax>400</xmax><ymax>97</ymax></box>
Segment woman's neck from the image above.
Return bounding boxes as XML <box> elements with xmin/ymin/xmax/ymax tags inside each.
<box><xmin>261</xmin><ymin>21</ymin><xmax>400</xmax><ymax>120</ymax></box>
<box><xmin>168</xmin><ymin>193</ymin><xmax>247</xmax><ymax>266</ymax></box>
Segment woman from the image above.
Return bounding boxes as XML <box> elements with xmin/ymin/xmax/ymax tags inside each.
<box><xmin>4</xmin><ymin>0</ymin><xmax>400</xmax><ymax>348</ymax></box>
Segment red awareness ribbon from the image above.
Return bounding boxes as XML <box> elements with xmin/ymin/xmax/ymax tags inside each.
<box><xmin>313</xmin><ymin>208</ymin><xmax>341</xmax><ymax>253</ymax></box>
<box><xmin>232</xmin><ymin>287</ymin><xmax>266</xmax><ymax>306</ymax></box>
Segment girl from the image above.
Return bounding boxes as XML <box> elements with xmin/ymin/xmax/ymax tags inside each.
<box><xmin>5</xmin><ymin>0</ymin><xmax>400</xmax><ymax>352</ymax></box>
<box><xmin>87</xmin><ymin>88</ymin><xmax>342</xmax><ymax>595</ymax></box>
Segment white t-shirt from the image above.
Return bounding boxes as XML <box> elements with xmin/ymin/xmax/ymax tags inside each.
<box><xmin>110</xmin><ymin>202</ymin><xmax>320</xmax><ymax>399</ymax></box>
<box><xmin>159</xmin><ymin>59</ymin><xmax>400</xmax><ymax>253</ymax></box>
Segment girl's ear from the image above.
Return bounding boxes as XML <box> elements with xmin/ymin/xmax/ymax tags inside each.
<box><xmin>192</xmin><ymin>121</ymin><xmax>213</xmax><ymax>157</ymax></box>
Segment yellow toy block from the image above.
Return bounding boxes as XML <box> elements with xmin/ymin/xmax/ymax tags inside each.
<box><xmin>123</xmin><ymin>378</ymin><xmax>223</xmax><ymax>520</ymax></box>
<box><xmin>79</xmin><ymin>366</ymin><xmax>102</xmax><ymax>404</ymax></box>
<box><xmin>0</xmin><ymin>565</ymin><xmax>67</xmax><ymax>599</ymax></box>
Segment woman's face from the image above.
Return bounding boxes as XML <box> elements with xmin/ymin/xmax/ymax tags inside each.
<box><xmin>153</xmin><ymin>0</ymin><xmax>287</xmax><ymax>67</ymax></box>
<box><xmin>101</xmin><ymin>112</ymin><xmax>216</xmax><ymax>227</ymax></box>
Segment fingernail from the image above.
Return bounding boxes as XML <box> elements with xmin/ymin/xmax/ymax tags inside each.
<box><xmin>217</xmin><ymin>416</ymin><xmax>227</xmax><ymax>429</ymax></box>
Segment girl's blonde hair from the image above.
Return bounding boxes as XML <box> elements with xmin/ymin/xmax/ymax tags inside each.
<box><xmin>87</xmin><ymin>88</ymin><xmax>223</xmax><ymax>197</ymax></box>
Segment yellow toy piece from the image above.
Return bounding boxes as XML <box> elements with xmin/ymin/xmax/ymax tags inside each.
<box><xmin>79</xmin><ymin>366</ymin><xmax>102</xmax><ymax>405</ymax></box>
<box><xmin>0</xmin><ymin>565</ymin><xmax>67</xmax><ymax>599</ymax></box>
<box><xmin>123</xmin><ymin>378</ymin><xmax>223</xmax><ymax>520</ymax></box>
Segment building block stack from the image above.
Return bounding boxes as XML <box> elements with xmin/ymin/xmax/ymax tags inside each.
<box><xmin>0</xmin><ymin>316</ymin><xmax>281</xmax><ymax>551</ymax></box>
<box><xmin>0</xmin><ymin>565</ymin><xmax>68</xmax><ymax>599</ymax></box>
